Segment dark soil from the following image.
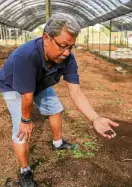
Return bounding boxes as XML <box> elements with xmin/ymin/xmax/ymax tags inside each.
<box><xmin>0</xmin><ymin>47</ymin><xmax>132</xmax><ymax>187</ymax></box>
<box><xmin>117</xmin><ymin>58</ymin><xmax>132</xmax><ymax>67</ymax></box>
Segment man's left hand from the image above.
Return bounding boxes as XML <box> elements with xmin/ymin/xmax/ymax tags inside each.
<box><xmin>92</xmin><ymin>117</ymin><xmax>119</xmax><ymax>139</ymax></box>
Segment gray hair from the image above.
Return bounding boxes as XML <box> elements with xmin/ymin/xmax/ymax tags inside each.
<box><xmin>44</xmin><ymin>13</ymin><xmax>81</xmax><ymax>37</ymax></box>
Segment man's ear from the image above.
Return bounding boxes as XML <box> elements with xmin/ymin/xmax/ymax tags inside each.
<box><xmin>43</xmin><ymin>32</ymin><xmax>49</xmax><ymax>40</ymax></box>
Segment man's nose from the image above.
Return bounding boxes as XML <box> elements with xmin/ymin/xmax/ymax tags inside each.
<box><xmin>62</xmin><ymin>48</ymin><xmax>71</xmax><ymax>56</ymax></box>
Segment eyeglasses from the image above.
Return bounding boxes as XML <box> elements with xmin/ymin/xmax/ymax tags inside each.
<box><xmin>50</xmin><ymin>36</ymin><xmax>76</xmax><ymax>51</ymax></box>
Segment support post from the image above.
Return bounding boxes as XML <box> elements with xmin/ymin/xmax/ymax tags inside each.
<box><xmin>126</xmin><ymin>30</ymin><xmax>128</xmax><ymax>48</ymax></box>
<box><xmin>87</xmin><ymin>26</ymin><xmax>89</xmax><ymax>50</ymax></box>
<box><xmin>3</xmin><ymin>24</ymin><xmax>8</xmax><ymax>57</ymax></box>
<box><xmin>99</xmin><ymin>26</ymin><xmax>101</xmax><ymax>52</ymax></box>
<box><xmin>109</xmin><ymin>19</ymin><xmax>112</xmax><ymax>58</ymax></box>
<box><xmin>45</xmin><ymin>0</ymin><xmax>52</xmax><ymax>22</ymax></box>
<box><xmin>92</xmin><ymin>26</ymin><xmax>94</xmax><ymax>50</ymax></box>
<box><xmin>25</xmin><ymin>30</ymin><xmax>27</xmax><ymax>42</ymax></box>
<box><xmin>14</xmin><ymin>27</ymin><xmax>17</xmax><ymax>46</ymax></box>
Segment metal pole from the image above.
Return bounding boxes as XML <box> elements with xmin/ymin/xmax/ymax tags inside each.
<box><xmin>0</xmin><ymin>24</ymin><xmax>1</xmax><ymax>40</ymax></box>
<box><xmin>45</xmin><ymin>0</ymin><xmax>52</xmax><ymax>22</ymax></box>
<box><xmin>20</xmin><ymin>30</ymin><xmax>23</xmax><ymax>44</ymax></box>
<box><xmin>3</xmin><ymin>24</ymin><xmax>8</xmax><ymax>57</ymax></box>
<box><xmin>109</xmin><ymin>19</ymin><xmax>112</xmax><ymax>58</ymax></box>
<box><xmin>87</xmin><ymin>26</ymin><xmax>89</xmax><ymax>50</ymax></box>
<box><xmin>125</xmin><ymin>30</ymin><xmax>128</xmax><ymax>48</ymax></box>
<box><xmin>99</xmin><ymin>27</ymin><xmax>101</xmax><ymax>52</ymax></box>
<box><xmin>22</xmin><ymin>30</ymin><xmax>24</xmax><ymax>44</ymax></box>
<box><xmin>92</xmin><ymin>26</ymin><xmax>94</xmax><ymax>50</ymax></box>
<box><xmin>126</xmin><ymin>30</ymin><xmax>129</xmax><ymax>48</ymax></box>
<box><xmin>14</xmin><ymin>27</ymin><xmax>17</xmax><ymax>46</ymax></box>
<box><xmin>25</xmin><ymin>30</ymin><xmax>27</xmax><ymax>42</ymax></box>
<box><xmin>1</xmin><ymin>24</ymin><xmax>4</xmax><ymax>45</ymax></box>
<box><xmin>1</xmin><ymin>24</ymin><xmax>5</xmax><ymax>46</ymax></box>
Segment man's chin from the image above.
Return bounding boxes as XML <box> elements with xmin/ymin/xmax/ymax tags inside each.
<box><xmin>54</xmin><ymin>58</ymin><xmax>65</xmax><ymax>63</ymax></box>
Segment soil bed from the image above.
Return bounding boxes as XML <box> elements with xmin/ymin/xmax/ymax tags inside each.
<box><xmin>0</xmin><ymin>48</ymin><xmax>132</xmax><ymax>187</ymax></box>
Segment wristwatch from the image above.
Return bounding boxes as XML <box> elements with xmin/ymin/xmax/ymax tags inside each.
<box><xmin>21</xmin><ymin>117</ymin><xmax>32</xmax><ymax>124</ymax></box>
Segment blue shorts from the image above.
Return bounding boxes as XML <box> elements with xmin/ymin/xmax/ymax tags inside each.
<box><xmin>2</xmin><ymin>87</ymin><xmax>63</xmax><ymax>144</ymax></box>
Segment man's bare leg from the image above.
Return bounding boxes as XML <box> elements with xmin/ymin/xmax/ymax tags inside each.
<box><xmin>49</xmin><ymin>112</ymin><xmax>77</xmax><ymax>150</ymax></box>
<box><xmin>13</xmin><ymin>143</ymin><xmax>29</xmax><ymax>168</ymax></box>
<box><xmin>48</xmin><ymin>112</ymin><xmax>62</xmax><ymax>140</ymax></box>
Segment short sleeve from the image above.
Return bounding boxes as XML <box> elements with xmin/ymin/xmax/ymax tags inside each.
<box><xmin>12</xmin><ymin>55</ymin><xmax>37</xmax><ymax>93</ymax></box>
<box><xmin>63</xmin><ymin>53</ymin><xmax>80</xmax><ymax>84</ymax></box>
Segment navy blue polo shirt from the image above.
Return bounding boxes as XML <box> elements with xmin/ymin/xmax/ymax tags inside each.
<box><xmin>0</xmin><ymin>37</ymin><xmax>79</xmax><ymax>95</ymax></box>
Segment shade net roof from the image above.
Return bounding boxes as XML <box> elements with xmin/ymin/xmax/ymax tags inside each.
<box><xmin>103</xmin><ymin>12</ymin><xmax>132</xmax><ymax>31</ymax></box>
<box><xmin>0</xmin><ymin>0</ymin><xmax>132</xmax><ymax>31</ymax></box>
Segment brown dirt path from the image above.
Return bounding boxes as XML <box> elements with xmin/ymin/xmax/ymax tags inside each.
<box><xmin>0</xmin><ymin>49</ymin><xmax>132</xmax><ymax>187</ymax></box>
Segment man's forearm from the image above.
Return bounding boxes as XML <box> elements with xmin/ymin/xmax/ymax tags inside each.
<box><xmin>21</xmin><ymin>93</ymin><xmax>34</xmax><ymax>119</ymax></box>
<box><xmin>69</xmin><ymin>88</ymin><xmax>99</xmax><ymax>121</ymax></box>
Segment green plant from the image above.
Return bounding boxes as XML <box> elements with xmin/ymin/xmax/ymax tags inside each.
<box><xmin>95</xmin><ymin>84</ymin><xmax>106</xmax><ymax>90</ymax></box>
<box><xmin>73</xmin><ymin>148</ymin><xmax>95</xmax><ymax>158</ymax></box>
<box><xmin>115</xmin><ymin>98</ymin><xmax>123</xmax><ymax>105</ymax></box>
<box><xmin>84</xmin><ymin>141</ymin><xmax>99</xmax><ymax>151</ymax></box>
<box><xmin>56</xmin><ymin>150</ymin><xmax>67</xmax><ymax>158</ymax></box>
<box><xmin>73</xmin><ymin>149</ymin><xmax>85</xmax><ymax>158</ymax></box>
<box><xmin>124</xmin><ymin>108</ymin><xmax>132</xmax><ymax>114</ymax></box>
<box><xmin>55</xmin><ymin>139</ymin><xmax>101</xmax><ymax>159</ymax></box>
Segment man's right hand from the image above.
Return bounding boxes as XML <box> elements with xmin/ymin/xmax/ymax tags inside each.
<box><xmin>17</xmin><ymin>122</ymin><xmax>35</xmax><ymax>142</ymax></box>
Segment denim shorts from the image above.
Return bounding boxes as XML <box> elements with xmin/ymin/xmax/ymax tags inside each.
<box><xmin>2</xmin><ymin>87</ymin><xmax>63</xmax><ymax>144</ymax></box>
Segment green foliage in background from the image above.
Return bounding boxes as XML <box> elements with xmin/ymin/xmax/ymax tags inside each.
<box><xmin>100</xmin><ymin>26</ymin><xmax>110</xmax><ymax>37</ymax></box>
<box><xmin>32</xmin><ymin>25</ymin><xmax>44</xmax><ymax>38</ymax></box>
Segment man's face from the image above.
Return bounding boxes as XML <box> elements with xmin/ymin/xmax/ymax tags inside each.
<box><xmin>43</xmin><ymin>29</ymin><xmax>76</xmax><ymax>63</ymax></box>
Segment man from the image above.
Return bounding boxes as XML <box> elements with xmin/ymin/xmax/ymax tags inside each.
<box><xmin>0</xmin><ymin>13</ymin><xmax>119</xmax><ymax>187</ymax></box>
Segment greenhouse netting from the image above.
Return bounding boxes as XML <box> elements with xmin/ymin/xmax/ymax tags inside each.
<box><xmin>0</xmin><ymin>0</ymin><xmax>132</xmax><ymax>67</ymax></box>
